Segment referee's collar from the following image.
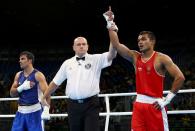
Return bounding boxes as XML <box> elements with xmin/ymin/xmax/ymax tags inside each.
<box><xmin>75</xmin><ymin>53</ymin><xmax>88</xmax><ymax>60</ymax></box>
<box><xmin>75</xmin><ymin>53</ymin><xmax>88</xmax><ymax>57</ymax></box>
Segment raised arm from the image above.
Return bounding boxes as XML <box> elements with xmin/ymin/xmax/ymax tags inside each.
<box><xmin>108</xmin><ymin>30</ymin><xmax>137</xmax><ymax>62</ymax></box>
<box><xmin>107</xmin><ymin>43</ymin><xmax>117</xmax><ymax>62</ymax></box>
<box><xmin>103</xmin><ymin>7</ymin><xmax>139</xmax><ymax>64</ymax></box>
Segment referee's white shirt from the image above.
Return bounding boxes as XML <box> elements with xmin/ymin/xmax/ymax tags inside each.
<box><xmin>53</xmin><ymin>53</ymin><xmax>112</xmax><ymax>99</ymax></box>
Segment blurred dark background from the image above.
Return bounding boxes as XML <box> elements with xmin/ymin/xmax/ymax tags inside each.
<box><xmin>0</xmin><ymin>0</ymin><xmax>194</xmax><ymax>51</ymax></box>
<box><xmin>0</xmin><ymin>0</ymin><xmax>195</xmax><ymax>131</ymax></box>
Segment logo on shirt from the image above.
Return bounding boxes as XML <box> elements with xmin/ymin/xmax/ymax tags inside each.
<box><xmin>85</xmin><ymin>63</ymin><xmax>91</xmax><ymax>69</ymax></box>
<box><xmin>30</xmin><ymin>81</ymin><xmax>36</xmax><ymax>87</ymax></box>
<box><xmin>138</xmin><ymin>67</ymin><xmax>142</xmax><ymax>71</ymax></box>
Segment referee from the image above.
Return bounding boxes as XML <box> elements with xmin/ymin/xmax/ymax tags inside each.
<box><xmin>42</xmin><ymin>36</ymin><xmax>117</xmax><ymax>131</ymax></box>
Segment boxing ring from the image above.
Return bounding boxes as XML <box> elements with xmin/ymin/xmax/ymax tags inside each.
<box><xmin>1</xmin><ymin>89</ymin><xmax>195</xmax><ymax>131</ymax></box>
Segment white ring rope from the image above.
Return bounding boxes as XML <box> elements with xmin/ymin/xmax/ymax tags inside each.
<box><xmin>0</xmin><ymin>89</ymin><xmax>194</xmax><ymax>117</ymax></box>
<box><xmin>1</xmin><ymin>110</ymin><xmax>195</xmax><ymax>118</ymax></box>
<box><xmin>1</xmin><ymin>89</ymin><xmax>195</xmax><ymax>101</ymax></box>
<box><xmin>1</xmin><ymin>89</ymin><xmax>195</xmax><ymax>131</ymax></box>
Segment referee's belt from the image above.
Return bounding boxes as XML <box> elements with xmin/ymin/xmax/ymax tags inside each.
<box><xmin>69</xmin><ymin>95</ymin><xmax>98</xmax><ymax>104</ymax></box>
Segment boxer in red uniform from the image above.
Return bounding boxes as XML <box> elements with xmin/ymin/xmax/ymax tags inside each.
<box><xmin>103</xmin><ymin>7</ymin><xmax>185</xmax><ymax>131</ymax></box>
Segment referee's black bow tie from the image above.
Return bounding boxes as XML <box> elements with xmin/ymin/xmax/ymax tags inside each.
<box><xmin>76</xmin><ymin>57</ymin><xmax>85</xmax><ymax>61</ymax></box>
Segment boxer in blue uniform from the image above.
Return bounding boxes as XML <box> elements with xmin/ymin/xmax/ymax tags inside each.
<box><xmin>10</xmin><ymin>51</ymin><xmax>50</xmax><ymax>131</ymax></box>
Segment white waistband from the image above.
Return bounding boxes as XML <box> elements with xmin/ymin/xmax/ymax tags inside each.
<box><xmin>18</xmin><ymin>103</ymin><xmax>42</xmax><ymax>114</ymax></box>
<box><xmin>136</xmin><ymin>94</ymin><xmax>162</xmax><ymax>104</ymax></box>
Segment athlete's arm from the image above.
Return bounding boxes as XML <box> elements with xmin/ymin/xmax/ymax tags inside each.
<box><xmin>103</xmin><ymin>7</ymin><xmax>139</xmax><ymax>64</ymax></box>
<box><xmin>10</xmin><ymin>72</ymin><xmax>20</xmax><ymax>97</ymax></box>
<box><xmin>36</xmin><ymin>71</ymin><xmax>51</xmax><ymax>120</ymax></box>
<box><xmin>153</xmin><ymin>54</ymin><xmax>185</xmax><ymax>110</ymax></box>
<box><xmin>35</xmin><ymin>71</ymin><xmax>51</xmax><ymax>105</ymax></box>
<box><xmin>161</xmin><ymin>54</ymin><xmax>185</xmax><ymax>93</ymax></box>
<box><xmin>108</xmin><ymin>28</ymin><xmax>139</xmax><ymax>64</ymax></box>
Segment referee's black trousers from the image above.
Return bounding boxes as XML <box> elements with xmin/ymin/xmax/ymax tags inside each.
<box><xmin>67</xmin><ymin>95</ymin><xmax>100</xmax><ymax>131</ymax></box>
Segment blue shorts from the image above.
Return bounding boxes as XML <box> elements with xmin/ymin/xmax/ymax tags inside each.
<box><xmin>11</xmin><ymin>109</ymin><xmax>44</xmax><ymax>131</ymax></box>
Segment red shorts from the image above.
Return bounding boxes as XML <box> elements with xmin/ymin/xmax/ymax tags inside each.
<box><xmin>131</xmin><ymin>94</ymin><xmax>169</xmax><ymax>131</ymax></box>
